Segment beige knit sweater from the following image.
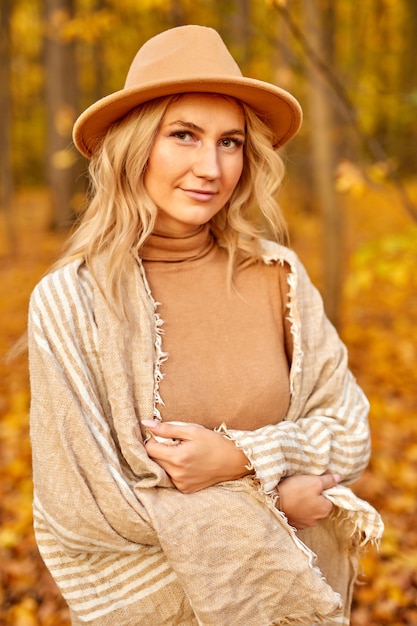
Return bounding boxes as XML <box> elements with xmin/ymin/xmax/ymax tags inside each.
<box><xmin>28</xmin><ymin>239</ymin><xmax>383</xmax><ymax>625</ymax></box>
<box><xmin>141</xmin><ymin>225</ymin><xmax>291</xmax><ymax>430</ymax></box>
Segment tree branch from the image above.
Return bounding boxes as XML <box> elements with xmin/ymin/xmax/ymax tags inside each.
<box><xmin>274</xmin><ymin>1</ymin><xmax>417</xmax><ymax>222</ymax></box>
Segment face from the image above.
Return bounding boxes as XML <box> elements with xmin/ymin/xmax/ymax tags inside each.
<box><xmin>144</xmin><ymin>94</ymin><xmax>245</xmax><ymax>235</ymax></box>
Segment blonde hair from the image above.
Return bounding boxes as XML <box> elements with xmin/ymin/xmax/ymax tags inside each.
<box><xmin>51</xmin><ymin>94</ymin><xmax>288</xmax><ymax>310</ymax></box>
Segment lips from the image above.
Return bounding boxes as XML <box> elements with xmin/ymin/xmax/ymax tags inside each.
<box><xmin>181</xmin><ymin>188</ymin><xmax>217</xmax><ymax>202</ymax></box>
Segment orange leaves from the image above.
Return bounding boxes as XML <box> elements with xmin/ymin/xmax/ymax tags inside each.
<box><xmin>0</xmin><ymin>393</ymin><xmax>69</xmax><ymax>625</ymax></box>
<box><xmin>60</xmin><ymin>9</ymin><xmax>117</xmax><ymax>44</ymax></box>
<box><xmin>6</xmin><ymin>597</ymin><xmax>39</xmax><ymax>626</ymax></box>
<box><xmin>282</xmin><ymin>181</ymin><xmax>417</xmax><ymax>624</ymax></box>
<box><xmin>0</xmin><ymin>192</ymin><xmax>70</xmax><ymax>625</ymax></box>
<box><xmin>338</xmin><ymin>185</ymin><xmax>417</xmax><ymax>625</ymax></box>
<box><xmin>0</xmin><ymin>393</ymin><xmax>32</xmax><ymax>546</ymax></box>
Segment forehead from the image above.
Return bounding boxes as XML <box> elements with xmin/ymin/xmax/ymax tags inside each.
<box><xmin>162</xmin><ymin>93</ymin><xmax>245</xmax><ymax>127</ymax></box>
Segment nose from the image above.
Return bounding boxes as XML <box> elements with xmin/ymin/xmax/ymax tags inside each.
<box><xmin>192</xmin><ymin>143</ymin><xmax>221</xmax><ymax>179</ymax></box>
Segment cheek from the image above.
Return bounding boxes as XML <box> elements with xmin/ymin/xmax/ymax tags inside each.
<box><xmin>148</xmin><ymin>144</ymin><xmax>182</xmax><ymax>179</ymax></box>
<box><xmin>145</xmin><ymin>151</ymin><xmax>174</xmax><ymax>197</ymax></box>
<box><xmin>228</xmin><ymin>158</ymin><xmax>244</xmax><ymax>191</ymax></box>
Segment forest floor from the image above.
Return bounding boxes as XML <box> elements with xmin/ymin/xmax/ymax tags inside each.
<box><xmin>1</xmin><ymin>183</ymin><xmax>417</xmax><ymax>625</ymax></box>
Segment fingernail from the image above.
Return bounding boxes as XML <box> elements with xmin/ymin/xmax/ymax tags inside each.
<box><xmin>333</xmin><ymin>473</ymin><xmax>341</xmax><ymax>483</ymax></box>
<box><xmin>141</xmin><ymin>420</ymin><xmax>159</xmax><ymax>428</ymax></box>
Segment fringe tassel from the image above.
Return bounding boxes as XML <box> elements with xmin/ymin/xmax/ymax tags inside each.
<box><xmin>137</xmin><ymin>259</ymin><xmax>168</xmax><ymax>420</ymax></box>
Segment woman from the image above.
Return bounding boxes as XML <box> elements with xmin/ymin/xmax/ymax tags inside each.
<box><xmin>29</xmin><ymin>25</ymin><xmax>382</xmax><ymax>625</ymax></box>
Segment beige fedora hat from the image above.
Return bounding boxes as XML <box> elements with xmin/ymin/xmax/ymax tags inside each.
<box><xmin>73</xmin><ymin>24</ymin><xmax>302</xmax><ymax>158</ymax></box>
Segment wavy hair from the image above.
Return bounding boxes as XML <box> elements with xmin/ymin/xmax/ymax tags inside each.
<box><xmin>50</xmin><ymin>94</ymin><xmax>288</xmax><ymax>309</ymax></box>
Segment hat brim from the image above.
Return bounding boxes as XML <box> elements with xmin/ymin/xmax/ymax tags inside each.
<box><xmin>73</xmin><ymin>76</ymin><xmax>303</xmax><ymax>158</ymax></box>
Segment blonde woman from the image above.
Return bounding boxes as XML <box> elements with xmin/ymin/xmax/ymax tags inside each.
<box><xmin>29</xmin><ymin>25</ymin><xmax>382</xmax><ymax>626</ymax></box>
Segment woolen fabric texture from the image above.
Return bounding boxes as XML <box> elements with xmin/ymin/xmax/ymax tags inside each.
<box><xmin>28</xmin><ymin>241</ymin><xmax>383</xmax><ymax>625</ymax></box>
<box><xmin>72</xmin><ymin>25</ymin><xmax>303</xmax><ymax>157</ymax></box>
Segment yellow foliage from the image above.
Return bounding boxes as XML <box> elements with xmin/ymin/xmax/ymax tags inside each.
<box><xmin>0</xmin><ymin>192</ymin><xmax>71</xmax><ymax>623</ymax></box>
<box><xmin>54</xmin><ymin>106</ymin><xmax>77</xmax><ymax>137</ymax></box>
<box><xmin>334</xmin><ymin>160</ymin><xmax>366</xmax><ymax>196</ymax></box>
<box><xmin>46</xmin><ymin>8</ymin><xmax>70</xmax><ymax>39</ymax></box>
<box><xmin>63</xmin><ymin>10</ymin><xmax>118</xmax><ymax>43</ymax></box>
<box><xmin>9</xmin><ymin>597</ymin><xmax>39</xmax><ymax>626</ymax></box>
<box><xmin>51</xmin><ymin>149</ymin><xmax>78</xmax><ymax>170</ymax></box>
<box><xmin>265</xmin><ymin>0</ymin><xmax>288</xmax><ymax>8</ymax></box>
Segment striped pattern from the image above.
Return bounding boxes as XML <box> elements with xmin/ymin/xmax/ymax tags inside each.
<box><xmin>34</xmin><ymin>501</ymin><xmax>178</xmax><ymax>623</ymax></box>
<box><xmin>222</xmin><ymin>247</ymin><xmax>383</xmax><ymax>543</ymax></box>
<box><xmin>28</xmin><ymin>245</ymin><xmax>382</xmax><ymax>625</ymax></box>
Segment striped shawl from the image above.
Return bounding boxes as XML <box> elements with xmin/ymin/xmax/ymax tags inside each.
<box><xmin>28</xmin><ymin>242</ymin><xmax>383</xmax><ymax>625</ymax></box>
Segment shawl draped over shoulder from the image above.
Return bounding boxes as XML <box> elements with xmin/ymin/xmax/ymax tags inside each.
<box><xmin>28</xmin><ymin>242</ymin><xmax>383</xmax><ymax>625</ymax></box>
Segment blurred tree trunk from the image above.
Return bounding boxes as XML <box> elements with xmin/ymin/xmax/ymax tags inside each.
<box><xmin>92</xmin><ymin>0</ymin><xmax>105</xmax><ymax>102</ymax></box>
<box><xmin>169</xmin><ymin>0</ymin><xmax>185</xmax><ymax>26</ymax></box>
<box><xmin>272</xmin><ymin>0</ymin><xmax>293</xmax><ymax>92</ymax></box>
<box><xmin>399</xmin><ymin>0</ymin><xmax>417</xmax><ymax>169</ymax></box>
<box><xmin>0</xmin><ymin>0</ymin><xmax>16</xmax><ymax>254</ymax></box>
<box><xmin>303</xmin><ymin>0</ymin><xmax>342</xmax><ymax>327</ymax></box>
<box><xmin>234</xmin><ymin>0</ymin><xmax>251</xmax><ymax>69</ymax></box>
<box><xmin>44</xmin><ymin>0</ymin><xmax>80</xmax><ymax>230</ymax></box>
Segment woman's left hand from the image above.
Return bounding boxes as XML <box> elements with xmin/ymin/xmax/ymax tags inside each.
<box><xmin>277</xmin><ymin>473</ymin><xmax>340</xmax><ymax>529</ymax></box>
<box><xmin>142</xmin><ymin>420</ymin><xmax>252</xmax><ymax>493</ymax></box>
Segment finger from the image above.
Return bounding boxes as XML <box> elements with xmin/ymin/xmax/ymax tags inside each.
<box><xmin>145</xmin><ymin>437</ymin><xmax>181</xmax><ymax>464</ymax></box>
<box><xmin>319</xmin><ymin>473</ymin><xmax>341</xmax><ymax>491</ymax></box>
<box><xmin>141</xmin><ymin>420</ymin><xmax>197</xmax><ymax>444</ymax></box>
<box><xmin>320</xmin><ymin>492</ymin><xmax>334</xmax><ymax>511</ymax></box>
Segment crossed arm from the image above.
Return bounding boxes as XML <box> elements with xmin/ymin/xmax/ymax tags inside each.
<box><xmin>143</xmin><ymin>259</ymin><xmax>370</xmax><ymax>530</ymax></box>
<box><xmin>144</xmin><ymin>420</ymin><xmax>340</xmax><ymax>530</ymax></box>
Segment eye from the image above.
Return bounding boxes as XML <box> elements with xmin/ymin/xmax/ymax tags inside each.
<box><xmin>170</xmin><ymin>130</ymin><xmax>195</xmax><ymax>142</ymax></box>
<box><xmin>220</xmin><ymin>137</ymin><xmax>245</xmax><ymax>149</ymax></box>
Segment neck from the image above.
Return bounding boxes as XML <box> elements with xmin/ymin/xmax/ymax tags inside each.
<box><xmin>141</xmin><ymin>223</ymin><xmax>215</xmax><ymax>262</ymax></box>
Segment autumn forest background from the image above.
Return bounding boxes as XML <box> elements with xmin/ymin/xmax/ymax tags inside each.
<box><xmin>1</xmin><ymin>0</ymin><xmax>417</xmax><ymax>624</ymax></box>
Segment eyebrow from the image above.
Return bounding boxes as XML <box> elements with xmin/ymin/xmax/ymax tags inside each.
<box><xmin>167</xmin><ymin>120</ymin><xmax>246</xmax><ymax>137</ymax></box>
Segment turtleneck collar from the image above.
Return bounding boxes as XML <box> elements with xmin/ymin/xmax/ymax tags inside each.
<box><xmin>141</xmin><ymin>224</ymin><xmax>215</xmax><ymax>262</ymax></box>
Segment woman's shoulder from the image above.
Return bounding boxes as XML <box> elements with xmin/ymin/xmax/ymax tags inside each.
<box><xmin>30</xmin><ymin>259</ymin><xmax>91</xmax><ymax>306</ymax></box>
<box><xmin>259</xmin><ymin>239</ymin><xmax>300</xmax><ymax>268</ymax></box>
<box><xmin>259</xmin><ymin>239</ymin><xmax>317</xmax><ymax>297</ymax></box>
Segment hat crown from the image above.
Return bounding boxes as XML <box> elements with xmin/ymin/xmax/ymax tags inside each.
<box><xmin>125</xmin><ymin>25</ymin><xmax>242</xmax><ymax>89</ymax></box>
<box><xmin>73</xmin><ymin>25</ymin><xmax>302</xmax><ymax>158</ymax></box>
